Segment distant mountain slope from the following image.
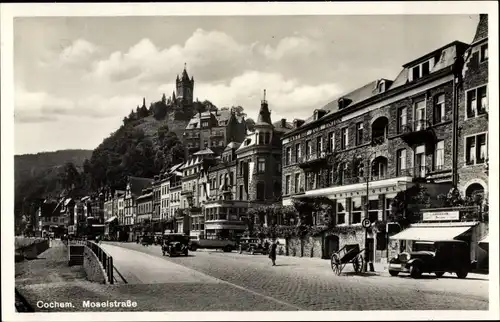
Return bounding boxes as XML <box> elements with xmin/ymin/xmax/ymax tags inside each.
<box><xmin>15</xmin><ymin>149</ymin><xmax>92</xmax><ymax>187</ymax></box>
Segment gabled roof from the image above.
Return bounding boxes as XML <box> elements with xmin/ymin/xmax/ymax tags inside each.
<box><xmin>322</xmin><ymin>80</ymin><xmax>380</xmax><ymax>116</ymax></box>
<box><xmin>272</xmin><ymin>120</ymin><xmax>294</xmax><ymax>133</ymax></box>
<box><xmin>224</xmin><ymin>141</ymin><xmax>241</xmax><ymax>151</ymax></box>
<box><xmin>127</xmin><ymin>176</ymin><xmax>153</xmax><ymax>197</ymax></box>
<box><xmin>193</xmin><ymin>148</ymin><xmax>214</xmax><ymax>156</ymax></box>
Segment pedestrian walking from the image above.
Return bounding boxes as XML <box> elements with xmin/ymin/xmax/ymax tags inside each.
<box><xmin>269</xmin><ymin>241</ymin><xmax>277</xmax><ymax>266</ymax></box>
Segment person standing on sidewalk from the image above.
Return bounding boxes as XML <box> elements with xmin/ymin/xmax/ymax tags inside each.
<box><xmin>269</xmin><ymin>241</ymin><xmax>277</xmax><ymax>266</ymax></box>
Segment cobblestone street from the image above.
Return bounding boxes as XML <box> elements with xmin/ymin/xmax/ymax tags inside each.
<box><xmin>102</xmin><ymin>242</ymin><xmax>489</xmax><ymax>311</ymax></box>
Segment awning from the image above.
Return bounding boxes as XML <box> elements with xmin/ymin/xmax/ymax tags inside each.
<box><xmin>479</xmin><ymin>235</ymin><xmax>489</xmax><ymax>244</ymax></box>
<box><xmin>390</xmin><ymin>226</ymin><xmax>472</xmax><ymax>242</ymax></box>
<box><xmin>105</xmin><ymin>216</ymin><xmax>118</xmax><ymax>223</ymax></box>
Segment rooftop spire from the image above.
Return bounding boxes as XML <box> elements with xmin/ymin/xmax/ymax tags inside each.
<box><xmin>256</xmin><ymin>89</ymin><xmax>272</xmax><ymax>126</ymax></box>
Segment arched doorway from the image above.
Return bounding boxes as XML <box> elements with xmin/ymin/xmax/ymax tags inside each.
<box><xmin>466</xmin><ymin>183</ymin><xmax>485</xmax><ymax>201</ymax></box>
<box><xmin>324</xmin><ymin>235</ymin><xmax>340</xmax><ymax>259</ymax></box>
<box><xmin>371</xmin><ymin>117</ymin><xmax>389</xmax><ymax>145</ymax></box>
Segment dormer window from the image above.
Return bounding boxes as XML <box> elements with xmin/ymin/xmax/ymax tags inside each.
<box><xmin>409</xmin><ymin>57</ymin><xmax>435</xmax><ymax>82</ymax></box>
<box><xmin>378</xmin><ymin>80</ymin><xmax>385</xmax><ymax>93</ymax></box>
<box><xmin>338</xmin><ymin>98</ymin><xmax>346</xmax><ymax>110</ymax></box>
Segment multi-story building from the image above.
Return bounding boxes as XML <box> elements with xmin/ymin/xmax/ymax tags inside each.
<box><xmin>281</xmin><ymin>40</ymin><xmax>471</xmax><ymax>263</ymax></box>
<box><xmin>204</xmin><ymin>142</ymin><xmax>248</xmax><ymax>239</ymax></box>
<box><xmin>159</xmin><ymin>173</ymin><xmax>170</xmax><ymax>223</ymax></box>
<box><xmin>457</xmin><ymin>14</ymin><xmax>489</xmax><ymax>199</ymax></box>
<box><xmin>169</xmin><ymin>167</ymin><xmax>183</xmax><ymax>233</ymax></box>
<box><xmin>179</xmin><ymin>149</ymin><xmax>217</xmax><ymax>237</ymax></box>
<box><xmin>151</xmin><ymin>176</ymin><xmax>162</xmax><ymax>232</ymax></box>
<box><xmin>123</xmin><ymin>176</ymin><xmax>153</xmax><ymax>241</ymax></box>
<box><xmin>136</xmin><ymin>187</ymin><xmax>154</xmax><ymax>225</ymax></box>
<box><xmin>184</xmin><ymin>108</ymin><xmax>247</xmax><ymax>155</ymax></box>
<box><xmin>236</xmin><ymin>93</ymin><xmax>292</xmax><ymax>210</ymax></box>
<box><xmin>90</xmin><ymin>192</ymin><xmax>105</xmax><ymax>224</ymax></box>
<box><xmin>36</xmin><ymin>199</ymin><xmax>62</xmax><ymax>237</ymax></box>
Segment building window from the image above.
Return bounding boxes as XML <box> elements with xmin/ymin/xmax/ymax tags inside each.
<box><xmin>341</xmin><ymin>127</ymin><xmax>348</xmax><ymax>150</ymax></box>
<box><xmin>415</xmin><ymin>145</ymin><xmax>427</xmax><ymax>178</ymax></box>
<box><xmin>421</xmin><ymin>60</ymin><xmax>430</xmax><ymax>76</ymax></box>
<box><xmin>264</xmin><ymin>132</ymin><xmax>271</xmax><ymax>144</ymax></box>
<box><xmin>239</xmin><ymin>161</ymin><xmax>244</xmax><ymax>176</ymax></box>
<box><xmin>409</xmin><ymin>58</ymin><xmax>434</xmax><ymax>81</ymax></box>
<box><xmin>396</xmin><ymin>149</ymin><xmax>407</xmax><ymax>176</ymax></box>
<box><xmin>414</xmin><ymin>99</ymin><xmax>426</xmax><ymax>131</ymax></box>
<box><xmin>328</xmin><ymin>166</ymin><xmax>335</xmax><ymax>186</ymax></box>
<box><xmin>316</xmin><ymin>136</ymin><xmax>323</xmax><ymax>155</ymax></box>
<box><xmin>435</xmin><ymin>141</ymin><xmax>445</xmax><ymax>171</ymax></box>
<box><xmin>352</xmin><ymin>197</ymin><xmax>362</xmax><ymax>224</ymax></box>
<box><xmin>397</xmin><ymin>107</ymin><xmax>407</xmax><ymax>133</ymax></box>
<box><xmin>285</xmin><ymin>147</ymin><xmax>291</xmax><ymax>166</ymax></box>
<box><xmin>356</xmin><ymin>122</ymin><xmax>363</xmax><ymax>145</ymax></box>
<box><xmin>294</xmin><ymin>173</ymin><xmax>301</xmax><ymax>193</ymax></box>
<box><xmin>295</xmin><ymin>144</ymin><xmax>301</xmax><ymax>163</ymax></box>
<box><xmin>338</xmin><ymin>163</ymin><xmax>347</xmax><ymax>185</ymax></box>
<box><xmin>306</xmin><ymin>172</ymin><xmax>314</xmax><ymax>191</ymax></box>
<box><xmin>257</xmin><ymin>158</ymin><xmax>266</xmax><ymax>173</ymax></box>
<box><xmin>202</xmin><ymin>121</ymin><xmax>209</xmax><ymax>127</ymax></box>
<box><xmin>465</xmin><ymin>133</ymin><xmax>487</xmax><ymax>165</ymax></box>
<box><xmin>466</xmin><ymin>86</ymin><xmax>488</xmax><ymax>118</ymax></box>
<box><xmin>480</xmin><ymin>43</ymin><xmax>488</xmax><ymax>62</ymax></box>
<box><xmin>315</xmin><ymin>171</ymin><xmax>322</xmax><ymax>189</ymax></box>
<box><xmin>306</xmin><ymin>140</ymin><xmax>312</xmax><ymax>157</ymax></box>
<box><xmin>385</xmin><ymin>198</ymin><xmax>393</xmax><ymax>221</ymax></box>
<box><xmin>256</xmin><ymin>182</ymin><xmax>265</xmax><ymax>200</ymax></box>
<box><xmin>368</xmin><ymin>199</ymin><xmax>379</xmax><ymax>222</ymax></box>
<box><xmin>434</xmin><ymin>94</ymin><xmax>446</xmax><ymax>123</ymax></box>
<box><xmin>327</xmin><ymin>132</ymin><xmax>335</xmax><ymax>153</ymax></box>
<box><xmin>285</xmin><ymin>175</ymin><xmax>291</xmax><ymax>195</ymax></box>
<box><xmin>337</xmin><ymin>199</ymin><xmax>346</xmax><ymax>225</ymax></box>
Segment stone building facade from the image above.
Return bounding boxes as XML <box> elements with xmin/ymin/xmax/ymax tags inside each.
<box><xmin>281</xmin><ymin>40</ymin><xmax>469</xmax><ymax>263</ymax></box>
<box><xmin>457</xmin><ymin>14</ymin><xmax>489</xmax><ymax>199</ymax></box>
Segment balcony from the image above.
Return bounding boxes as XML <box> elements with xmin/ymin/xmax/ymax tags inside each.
<box><xmin>298</xmin><ymin>152</ymin><xmax>328</xmax><ymax>170</ymax></box>
<box><xmin>210</xmin><ymin>131</ymin><xmax>225</xmax><ymax>138</ymax></box>
<box><xmin>303</xmin><ymin>166</ymin><xmax>431</xmax><ymax>191</ymax></box>
<box><xmin>399</xmin><ymin>120</ymin><xmax>437</xmax><ymax>145</ymax></box>
<box><xmin>181</xmin><ymin>190</ymin><xmax>194</xmax><ymax>197</ymax></box>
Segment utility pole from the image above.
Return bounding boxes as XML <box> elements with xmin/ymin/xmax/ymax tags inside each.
<box><xmin>363</xmin><ymin>151</ymin><xmax>377</xmax><ymax>272</ymax></box>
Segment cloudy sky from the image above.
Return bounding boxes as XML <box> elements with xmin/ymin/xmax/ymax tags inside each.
<box><xmin>14</xmin><ymin>14</ymin><xmax>479</xmax><ymax>155</ymax></box>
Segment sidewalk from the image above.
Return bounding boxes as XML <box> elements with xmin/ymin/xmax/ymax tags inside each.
<box><xmin>275</xmin><ymin>254</ymin><xmax>489</xmax><ymax>280</ymax></box>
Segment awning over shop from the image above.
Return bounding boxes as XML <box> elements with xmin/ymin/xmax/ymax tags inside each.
<box><xmin>390</xmin><ymin>225</ymin><xmax>472</xmax><ymax>242</ymax></box>
<box><xmin>105</xmin><ymin>216</ymin><xmax>118</xmax><ymax>224</ymax></box>
<box><xmin>479</xmin><ymin>235</ymin><xmax>489</xmax><ymax>244</ymax></box>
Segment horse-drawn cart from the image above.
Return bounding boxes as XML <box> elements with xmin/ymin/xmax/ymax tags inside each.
<box><xmin>330</xmin><ymin>244</ymin><xmax>365</xmax><ymax>275</ymax></box>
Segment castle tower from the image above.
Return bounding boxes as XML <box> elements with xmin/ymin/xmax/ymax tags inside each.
<box><xmin>175</xmin><ymin>63</ymin><xmax>194</xmax><ymax>105</ymax></box>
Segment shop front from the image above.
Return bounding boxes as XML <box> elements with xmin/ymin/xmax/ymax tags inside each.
<box><xmin>389</xmin><ymin>209</ymin><xmax>487</xmax><ymax>267</ymax></box>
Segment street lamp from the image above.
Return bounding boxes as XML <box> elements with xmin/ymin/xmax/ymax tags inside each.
<box><xmin>363</xmin><ymin>151</ymin><xmax>377</xmax><ymax>272</ymax></box>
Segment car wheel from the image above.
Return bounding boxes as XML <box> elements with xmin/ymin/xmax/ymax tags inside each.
<box><xmin>435</xmin><ymin>272</ymin><xmax>445</xmax><ymax>278</ymax></box>
<box><xmin>410</xmin><ymin>263</ymin><xmax>422</xmax><ymax>279</ymax></box>
<box><xmin>224</xmin><ymin>246</ymin><xmax>232</xmax><ymax>252</ymax></box>
<box><xmin>250</xmin><ymin>248</ymin><xmax>255</xmax><ymax>255</ymax></box>
<box><xmin>239</xmin><ymin>249</ymin><xmax>243</xmax><ymax>254</ymax></box>
<box><xmin>162</xmin><ymin>250</ymin><xmax>166</xmax><ymax>256</ymax></box>
<box><xmin>389</xmin><ymin>270</ymin><xmax>399</xmax><ymax>277</ymax></box>
<box><xmin>191</xmin><ymin>246</ymin><xmax>197</xmax><ymax>251</ymax></box>
<box><xmin>456</xmin><ymin>269</ymin><xmax>468</xmax><ymax>279</ymax></box>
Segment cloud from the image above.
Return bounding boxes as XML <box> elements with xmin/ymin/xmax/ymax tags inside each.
<box><xmin>91</xmin><ymin>29</ymin><xmax>252</xmax><ymax>84</ymax></box>
<box><xmin>59</xmin><ymin>39</ymin><xmax>98</xmax><ymax>65</ymax></box>
<box><xmin>14</xmin><ymin>86</ymin><xmax>142</xmax><ymax>123</ymax></box>
<box><xmin>258</xmin><ymin>36</ymin><xmax>320</xmax><ymax>60</ymax></box>
<box><xmin>159</xmin><ymin>70</ymin><xmax>343</xmax><ymax>121</ymax></box>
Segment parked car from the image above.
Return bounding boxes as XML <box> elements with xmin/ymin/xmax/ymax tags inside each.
<box><xmin>388</xmin><ymin>240</ymin><xmax>476</xmax><ymax>279</ymax></box>
<box><xmin>162</xmin><ymin>233</ymin><xmax>190</xmax><ymax>257</ymax></box>
<box><xmin>140</xmin><ymin>235</ymin><xmax>154</xmax><ymax>246</ymax></box>
<box><xmin>238</xmin><ymin>237</ymin><xmax>268</xmax><ymax>255</ymax></box>
<box><xmin>189</xmin><ymin>236</ymin><xmax>236</xmax><ymax>252</ymax></box>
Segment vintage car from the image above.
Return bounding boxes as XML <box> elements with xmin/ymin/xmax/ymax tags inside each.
<box><xmin>238</xmin><ymin>237</ymin><xmax>268</xmax><ymax>255</ymax></box>
<box><xmin>162</xmin><ymin>233</ymin><xmax>190</xmax><ymax>257</ymax></box>
<box><xmin>140</xmin><ymin>235</ymin><xmax>154</xmax><ymax>246</ymax></box>
<box><xmin>189</xmin><ymin>236</ymin><xmax>236</xmax><ymax>252</ymax></box>
<box><xmin>388</xmin><ymin>240</ymin><xmax>475</xmax><ymax>279</ymax></box>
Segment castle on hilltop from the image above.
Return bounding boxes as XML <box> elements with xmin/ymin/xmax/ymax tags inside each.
<box><xmin>163</xmin><ymin>64</ymin><xmax>196</xmax><ymax>121</ymax></box>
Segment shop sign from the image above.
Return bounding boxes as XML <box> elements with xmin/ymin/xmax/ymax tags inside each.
<box><xmin>422</xmin><ymin>211</ymin><xmax>459</xmax><ymax>221</ymax></box>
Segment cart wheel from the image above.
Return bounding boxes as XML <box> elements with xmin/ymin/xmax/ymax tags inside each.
<box><xmin>353</xmin><ymin>254</ymin><xmax>364</xmax><ymax>273</ymax></box>
<box><xmin>331</xmin><ymin>254</ymin><xmax>341</xmax><ymax>275</ymax></box>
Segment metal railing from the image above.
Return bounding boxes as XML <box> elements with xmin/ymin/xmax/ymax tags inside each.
<box><xmin>399</xmin><ymin>119</ymin><xmax>432</xmax><ymax>134</ymax></box>
<box><xmin>299</xmin><ymin>151</ymin><xmax>328</xmax><ymax>164</ymax></box>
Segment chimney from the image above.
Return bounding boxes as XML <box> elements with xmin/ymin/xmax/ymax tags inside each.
<box><xmin>280</xmin><ymin>118</ymin><xmax>287</xmax><ymax>128</ymax></box>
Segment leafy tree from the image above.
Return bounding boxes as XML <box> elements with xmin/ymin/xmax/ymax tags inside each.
<box><xmin>152</xmin><ymin>101</ymin><xmax>168</xmax><ymax>120</ymax></box>
<box><xmin>390</xmin><ymin>184</ymin><xmax>431</xmax><ymax>226</ymax></box>
<box><xmin>245</xmin><ymin>118</ymin><xmax>256</xmax><ymax>132</ymax></box>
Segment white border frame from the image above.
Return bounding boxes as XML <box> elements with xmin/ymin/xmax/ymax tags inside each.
<box><xmin>2</xmin><ymin>2</ymin><xmax>499</xmax><ymax>322</ymax></box>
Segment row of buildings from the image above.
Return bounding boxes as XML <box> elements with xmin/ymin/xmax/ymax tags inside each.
<box><xmin>36</xmin><ymin>15</ymin><xmax>489</xmax><ymax>267</ymax></box>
